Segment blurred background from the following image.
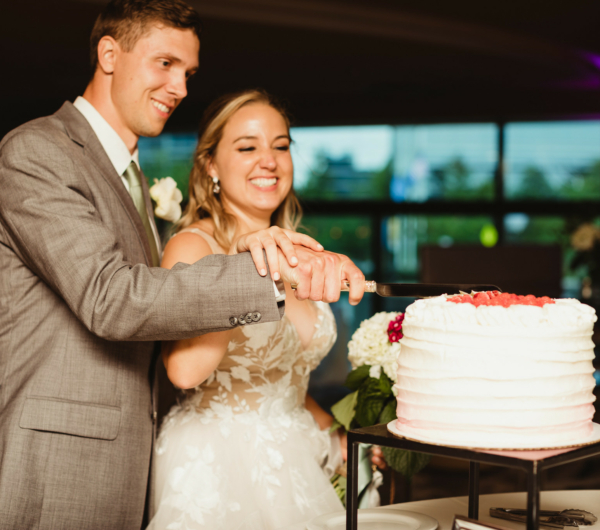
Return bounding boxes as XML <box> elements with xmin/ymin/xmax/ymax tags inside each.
<box><xmin>4</xmin><ymin>0</ymin><xmax>600</xmax><ymax>502</ymax></box>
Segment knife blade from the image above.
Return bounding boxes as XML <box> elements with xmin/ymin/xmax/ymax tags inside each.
<box><xmin>341</xmin><ymin>280</ymin><xmax>501</xmax><ymax>298</ymax></box>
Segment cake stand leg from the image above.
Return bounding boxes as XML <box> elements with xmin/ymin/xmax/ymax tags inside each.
<box><xmin>346</xmin><ymin>436</ymin><xmax>359</xmax><ymax>530</ymax></box>
<box><xmin>468</xmin><ymin>461</ymin><xmax>480</xmax><ymax>519</ymax></box>
<box><xmin>526</xmin><ymin>462</ymin><xmax>540</xmax><ymax>530</ymax></box>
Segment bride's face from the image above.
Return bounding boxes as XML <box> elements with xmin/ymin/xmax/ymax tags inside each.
<box><xmin>209</xmin><ymin>103</ymin><xmax>293</xmax><ymax>223</ymax></box>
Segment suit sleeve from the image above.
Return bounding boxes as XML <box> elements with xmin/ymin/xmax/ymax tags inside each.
<box><xmin>0</xmin><ymin>127</ymin><xmax>283</xmax><ymax>341</ymax></box>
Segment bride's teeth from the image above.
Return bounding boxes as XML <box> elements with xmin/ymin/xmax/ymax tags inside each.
<box><xmin>252</xmin><ymin>178</ymin><xmax>277</xmax><ymax>188</ymax></box>
<box><xmin>152</xmin><ymin>100</ymin><xmax>170</xmax><ymax>113</ymax></box>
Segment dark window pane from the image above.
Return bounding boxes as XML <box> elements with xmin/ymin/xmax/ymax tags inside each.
<box><xmin>505</xmin><ymin>121</ymin><xmax>600</xmax><ymax>200</ymax></box>
<box><xmin>503</xmin><ymin>214</ymin><xmax>584</xmax><ymax>298</ymax></box>
<box><xmin>382</xmin><ymin>215</ymin><xmax>495</xmax><ymax>284</ymax></box>
<box><xmin>504</xmin><ymin>214</ymin><xmax>566</xmax><ymax>245</ymax></box>
<box><xmin>391</xmin><ymin>124</ymin><xmax>497</xmax><ymax>202</ymax></box>
<box><xmin>292</xmin><ymin>126</ymin><xmax>394</xmax><ymax>200</ymax></box>
<box><xmin>300</xmin><ymin>214</ymin><xmax>373</xmax><ymax>276</ymax></box>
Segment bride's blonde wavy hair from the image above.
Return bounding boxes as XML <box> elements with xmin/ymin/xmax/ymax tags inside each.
<box><xmin>175</xmin><ymin>89</ymin><xmax>302</xmax><ymax>251</ymax></box>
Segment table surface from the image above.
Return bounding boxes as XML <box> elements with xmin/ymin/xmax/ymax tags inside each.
<box><xmin>377</xmin><ymin>491</ymin><xmax>600</xmax><ymax>530</ymax></box>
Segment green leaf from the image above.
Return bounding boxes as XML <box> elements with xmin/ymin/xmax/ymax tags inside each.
<box><xmin>329</xmin><ymin>418</ymin><xmax>343</xmax><ymax>434</ymax></box>
<box><xmin>355</xmin><ymin>377</ymin><xmax>389</xmax><ymax>427</ymax></box>
<box><xmin>355</xmin><ymin>396</ymin><xmax>385</xmax><ymax>427</ymax></box>
<box><xmin>345</xmin><ymin>365</ymin><xmax>371</xmax><ymax>391</ymax></box>
<box><xmin>331</xmin><ymin>391</ymin><xmax>358</xmax><ymax>431</ymax></box>
<box><xmin>378</xmin><ymin>399</ymin><xmax>397</xmax><ymax>425</ymax></box>
<box><xmin>381</xmin><ymin>447</ymin><xmax>431</xmax><ymax>480</ymax></box>
<box><xmin>330</xmin><ymin>473</ymin><xmax>347</xmax><ymax>506</ymax></box>
<box><xmin>377</xmin><ymin>373</ymin><xmax>393</xmax><ymax>395</ymax></box>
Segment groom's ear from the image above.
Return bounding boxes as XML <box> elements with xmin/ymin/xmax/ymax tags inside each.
<box><xmin>96</xmin><ymin>36</ymin><xmax>118</xmax><ymax>75</ymax></box>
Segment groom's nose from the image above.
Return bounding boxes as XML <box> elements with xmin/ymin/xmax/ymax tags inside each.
<box><xmin>167</xmin><ymin>70</ymin><xmax>188</xmax><ymax>101</ymax></box>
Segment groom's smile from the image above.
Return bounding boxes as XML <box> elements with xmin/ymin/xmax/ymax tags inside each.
<box><xmin>151</xmin><ymin>97</ymin><xmax>173</xmax><ymax>117</ymax></box>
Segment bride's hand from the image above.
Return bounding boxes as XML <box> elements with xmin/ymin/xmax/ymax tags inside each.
<box><xmin>370</xmin><ymin>445</ymin><xmax>387</xmax><ymax>470</ymax></box>
<box><xmin>230</xmin><ymin>227</ymin><xmax>323</xmax><ymax>281</ymax></box>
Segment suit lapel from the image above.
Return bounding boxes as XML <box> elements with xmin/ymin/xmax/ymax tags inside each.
<box><xmin>55</xmin><ymin>102</ymin><xmax>155</xmax><ymax>266</ymax></box>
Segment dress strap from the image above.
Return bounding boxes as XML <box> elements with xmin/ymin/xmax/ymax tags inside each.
<box><xmin>174</xmin><ymin>227</ymin><xmax>225</xmax><ymax>255</ymax></box>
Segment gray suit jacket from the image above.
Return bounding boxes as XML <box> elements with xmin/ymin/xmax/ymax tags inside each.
<box><xmin>0</xmin><ymin>102</ymin><xmax>283</xmax><ymax>529</ymax></box>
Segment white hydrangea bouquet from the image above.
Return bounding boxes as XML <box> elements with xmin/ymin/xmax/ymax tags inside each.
<box><xmin>330</xmin><ymin>311</ymin><xmax>430</xmax><ymax>500</ymax></box>
<box><xmin>348</xmin><ymin>311</ymin><xmax>403</xmax><ymax>383</ymax></box>
<box><xmin>331</xmin><ymin>312</ymin><xmax>403</xmax><ymax>432</ymax></box>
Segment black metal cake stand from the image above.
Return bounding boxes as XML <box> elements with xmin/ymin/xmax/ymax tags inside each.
<box><xmin>346</xmin><ymin>423</ymin><xmax>600</xmax><ymax>530</ymax></box>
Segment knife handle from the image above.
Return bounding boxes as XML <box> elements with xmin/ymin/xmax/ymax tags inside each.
<box><xmin>341</xmin><ymin>280</ymin><xmax>377</xmax><ymax>292</ymax></box>
<box><xmin>291</xmin><ymin>280</ymin><xmax>377</xmax><ymax>292</ymax></box>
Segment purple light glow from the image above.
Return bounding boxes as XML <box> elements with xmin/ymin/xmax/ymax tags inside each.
<box><xmin>554</xmin><ymin>52</ymin><xmax>600</xmax><ymax>90</ymax></box>
<box><xmin>583</xmin><ymin>52</ymin><xmax>600</xmax><ymax>71</ymax></box>
<box><xmin>550</xmin><ymin>78</ymin><xmax>600</xmax><ymax>90</ymax></box>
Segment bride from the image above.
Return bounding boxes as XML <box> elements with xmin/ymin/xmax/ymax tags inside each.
<box><xmin>148</xmin><ymin>89</ymin><xmax>356</xmax><ymax>529</ymax></box>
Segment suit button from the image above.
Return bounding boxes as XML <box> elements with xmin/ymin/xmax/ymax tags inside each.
<box><xmin>245</xmin><ymin>312</ymin><xmax>253</xmax><ymax>323</ymax></box>
<box><xmin>239</xmin><ymin>315</ymin><xmax>246</xmax><ymax>325</ymax></box>
<box><xmin>229</xmin><ymin>316</ymin><xmax>238</xmax><ymax>326</ymax></box>
<box><xmin>151</xmin><ymin>411</ymin><xmax>157</xmax><ymax>424</ymax></box>
<box><xmin>252</xmin><ymin>312</ymin><xmax>261</xmax><ymax>322</ymax></box>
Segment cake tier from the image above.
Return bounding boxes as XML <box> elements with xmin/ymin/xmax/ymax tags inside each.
<box><xmin>394</xmin><ymin>417</ymin><xmax>594</xmax><ymax>448</ymax></box>
<box><xmin>395</xmin><ymin>295</ymin><xmax>597</xmax><ymax>448</ymax></box>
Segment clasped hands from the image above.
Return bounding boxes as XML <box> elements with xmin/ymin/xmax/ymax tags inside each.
<box><xmin>230</xmin><ymin>227</ymin><xmax>366</xmax><ymax>305</ymax></box>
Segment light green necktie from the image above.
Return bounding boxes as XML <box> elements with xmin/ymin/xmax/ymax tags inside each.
<box><xmin>123</xmin><ymin>161</ymin><xmax>160</xmax><ymax>267</ymax></box>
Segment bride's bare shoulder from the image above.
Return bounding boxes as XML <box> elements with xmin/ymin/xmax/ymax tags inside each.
<box><xmin>161</xmin><ymin>222</ymin><xmax>216</xmax><ymax>269</ymax></box>
<box><xmin>187</xmin><ymin>219</ymin><xmax>215</xmax><ymax>237</ymax></box>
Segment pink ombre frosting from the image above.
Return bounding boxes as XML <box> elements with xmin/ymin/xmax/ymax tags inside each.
<box><xmin>394</xmin><ymin>294</ymin><xmax>597</xmax><ymax>448</ymax></box>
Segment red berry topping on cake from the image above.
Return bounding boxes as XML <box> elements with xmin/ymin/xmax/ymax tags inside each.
<box><xmin>448</xmin><ymin>291</ymin><xmax>555</xmax><ymax>307</ymax></box>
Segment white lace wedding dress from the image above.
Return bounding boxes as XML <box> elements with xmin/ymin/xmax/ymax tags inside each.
<box><xmin>147</xmin><ymin>230</ymin><xmax>344</xmax><ymax>530</ymax></box>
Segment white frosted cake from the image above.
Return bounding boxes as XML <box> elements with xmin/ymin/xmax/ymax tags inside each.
<box><xmin>394</xmin><ymin>291</ymin><xmax>598</xmax><ymax>448</ymax></box>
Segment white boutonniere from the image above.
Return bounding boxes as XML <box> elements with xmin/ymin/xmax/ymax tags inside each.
<box><xmin>149</xmin><ymin>177</ymin><xmax>183</xmax><ymax>222</ymax></box>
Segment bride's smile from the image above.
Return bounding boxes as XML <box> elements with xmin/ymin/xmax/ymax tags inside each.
<box><xmin>249</xmin><ymin>176</ymin><xmax>278</xmax><ymax>189</ymax></box>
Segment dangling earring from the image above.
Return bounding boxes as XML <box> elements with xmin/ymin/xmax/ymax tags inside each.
<box><xmin>212</xmin><ymin>176</ymin><xmax>220</xmax><ymax>194</ymax></box>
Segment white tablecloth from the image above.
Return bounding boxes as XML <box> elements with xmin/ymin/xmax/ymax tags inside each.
<box><xmin>379</xmin><ymin>491</ymin><xmax>600</xmax><ymax>530</ymax></box>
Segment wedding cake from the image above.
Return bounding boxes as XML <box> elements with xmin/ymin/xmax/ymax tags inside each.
<box><xmin>394</xmin><ymin>291</ymin><xmax>597</xmax><ymax>448</ymax></box>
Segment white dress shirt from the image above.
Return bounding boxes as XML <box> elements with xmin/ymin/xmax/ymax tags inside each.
<box><xmin>73</xmin><ymin>96</ymin><xmax>161</xmax><ymax>253</ymax></box>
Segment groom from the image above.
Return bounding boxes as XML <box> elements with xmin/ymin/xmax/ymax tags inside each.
<box><xmin>0</xmin><ymin>1</ymin><xmax>365</xmax><ymax>529</ymax></box>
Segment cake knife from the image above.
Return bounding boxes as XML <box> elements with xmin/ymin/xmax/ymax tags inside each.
<box><xmin>291</xmin><ymin>280</ymin><xmax>501</xmax><ymax>298</ymax></box>
<box><xmin>339</xmin><ymin>280</ymin><xmax>501</xmax><ymax>298</ymax></box>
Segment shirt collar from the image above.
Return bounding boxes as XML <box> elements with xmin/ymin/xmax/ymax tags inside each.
<box><xmin>73</xmin><ymin>96</ymin><xmax>140</xmax><ymax>176</ymax></box>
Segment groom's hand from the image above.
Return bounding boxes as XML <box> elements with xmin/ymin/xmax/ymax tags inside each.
<box><xmin>230</xmin><ymin>227</ymin><xmax>324</xmax><ymax>280</ymax></box>
<box><xmin>279</xmin><ymin>246</ymin><xmax>366</xmax><ymax>305</ymax></box>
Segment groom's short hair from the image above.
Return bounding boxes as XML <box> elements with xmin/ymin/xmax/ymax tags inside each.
<box><xmin>90</xmin><ymin>0</ymin><xmax>202</xmax><ymax>72</ymax></box>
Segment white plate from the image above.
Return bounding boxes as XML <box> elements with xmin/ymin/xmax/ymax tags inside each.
<box><xmin>387</xmin><ymin>420</ymin><xmax>600</xmax><ymax>451</ymax></box>
<box><xmin>306</xmin><ymin>508</ymin><xmax>438</xmax><ymax>530</ymax></box>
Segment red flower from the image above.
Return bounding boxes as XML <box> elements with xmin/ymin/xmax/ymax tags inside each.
<box><xmin>388</xmin><ymin>321</ymin><xmax>401</xmax><ymax>331</ymax></box>
<box><xmin>388</xmin><ymin>331</ymin><xmax>403</xmax><ymax>343</ymax></box>
<box><xmin>387</xmin><ymin>313</ymin><xmax>404</xmax><ymax>343</ymax></box>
